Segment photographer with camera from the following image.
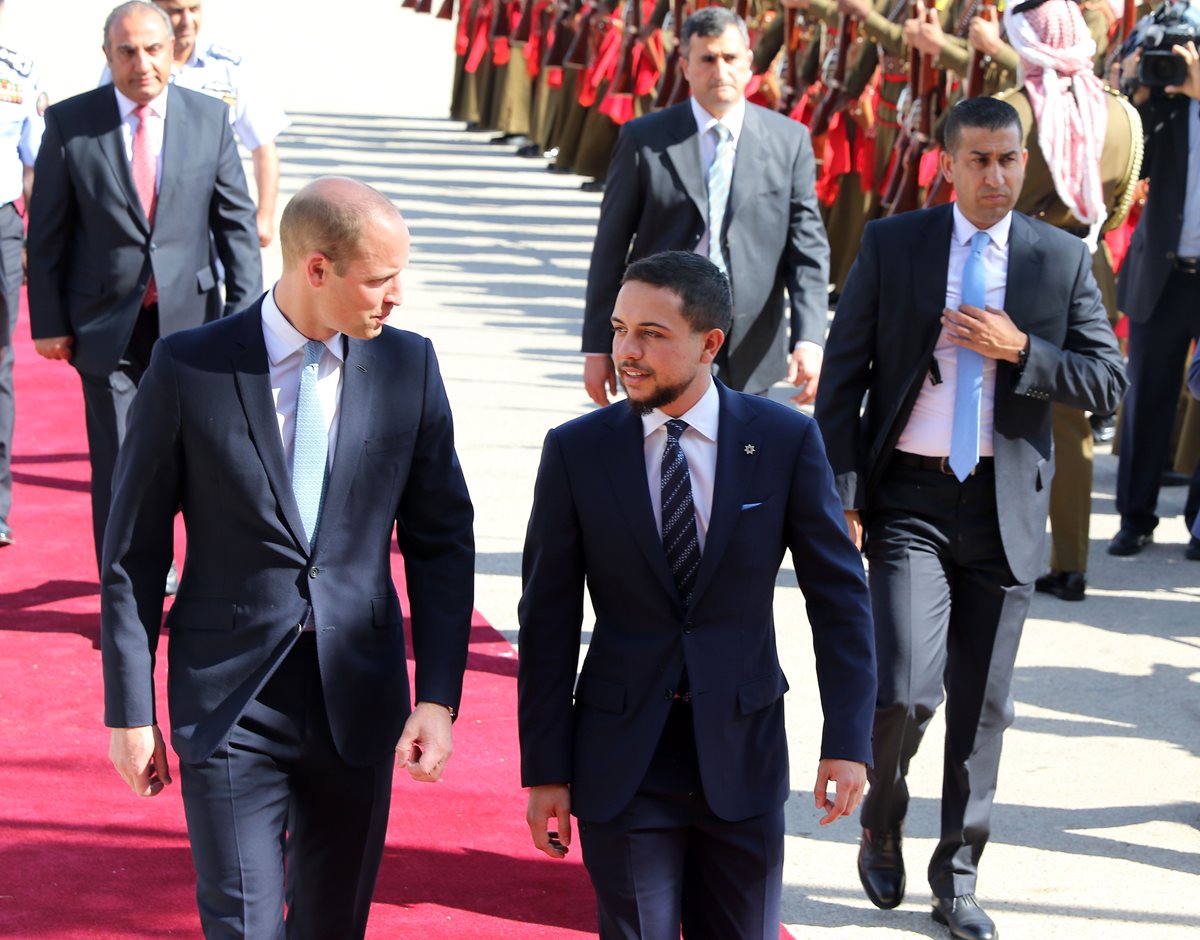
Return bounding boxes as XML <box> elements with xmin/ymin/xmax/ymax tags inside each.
<box><xmin>1109</xmin><ymin>0</ymin><xmax>1200</xmax><ymax>561</ymax></box>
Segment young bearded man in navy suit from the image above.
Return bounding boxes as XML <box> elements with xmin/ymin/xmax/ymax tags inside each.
<box><xmin>518</xmin><ymin>250</ymin><xmax>877</xmax><ymax>939</ymax></box>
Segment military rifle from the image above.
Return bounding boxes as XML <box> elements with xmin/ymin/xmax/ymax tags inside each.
<box><xmin>886</xmin><ymin>0</ymin><xmax>939</xmax><ymax>215</ymax></box>
<box><xmin>809</xmin><ymin>14</ymin><xmax>856</xmax><ymax>137</ymax></box>
<box><xmin>653</xmin><ymin>0</ymin><xmax>689</xmax><ymax>108</ymax></box>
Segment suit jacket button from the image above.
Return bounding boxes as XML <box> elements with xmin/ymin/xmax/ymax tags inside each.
<box><xmin>309</xmin><ymin>566</ymin><xmax>319</xmax><ymax>578</ymax></box>
<box><xmin>683</xmin><ymin>622</ymin><xmax>694</xmax><ymax>634</ymax></box>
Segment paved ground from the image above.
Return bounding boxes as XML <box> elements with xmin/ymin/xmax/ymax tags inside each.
<box><xmin>12</xmin><ymin>2</ymin><xmax>1200</xmax><ymax>936</ymax></box>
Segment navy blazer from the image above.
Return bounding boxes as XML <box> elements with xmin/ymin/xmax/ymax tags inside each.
<box><xmin>517</xmin><ymin>383</ymin><xmax>876</xmax><ymax>824</ymax></box>
<box><xmin>100</xmin><ymin>301</ymin><xmax>475</xmax><ymax>766</ymax></box>
<box><xmin>814</xmin><ymin>204</ymin><xmax>1128</xmax><ymax>584</ymax></box>
<box><xmin>28</xmin><ymin>84</ymin><xmax>262</xmax><ymax>377</ymax></box>
<box><xmin>582</xmin><ymin>101</ymin><xmax>830</xmax><ymax>394</ymax></box>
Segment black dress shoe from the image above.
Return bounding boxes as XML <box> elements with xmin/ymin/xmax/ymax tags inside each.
<box><xmin>932</xmin><ymin>895</ymin><xmax>997</xmax><ymax>940</ymax></box>
<box><xmin>1107</xmin><ymin>528</ymin><xmax>1152</xmax><ymax>556</ymax></box>
<box><xmin>0</xmin><ymin>522</ymin><xmax>12</xmax><ymax>547</ymax></box>
<box><xmin>516</xmin><ymin>142</ymin><xmax>543</xmax><ymax>158</ymax></box>
<box><xmin>1187</xmin><ymin>537</ymin><xmax>1200</xmax><ymax>561</ymax></box>
<box><xmin>1162</xmin><ymin>470</ymin><xmax>1190</xmax><ymax>487</ymax></box>
<box><xmin>858</xmin><ymin>828</ymin><xmax>905</xmax><ymax>910</ymax></box>
<box><xmin>1089</xmin><ymin>412</ymin><xmax>1115</xmax><ymax>444</ymax></box>
<box><xmin>1034</xmin><ymin>570</ymin><xmax>1086</xmax><ymax>601</ymax></box>
<box><xmin>580</xmin><ymin>179</ymin><xmax>606</xmax><ymax>193</ymax></box>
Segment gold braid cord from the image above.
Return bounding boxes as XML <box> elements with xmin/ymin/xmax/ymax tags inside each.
<box><xmin>1104</xmin><ymin>86</ymin><xmax>1144</xmax><ymax>234</ymax></box>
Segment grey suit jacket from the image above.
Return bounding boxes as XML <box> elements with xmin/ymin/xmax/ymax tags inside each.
<box><xmin>814</xmin><ymin>205</ymin><xmax>1127</xmax><ymax>584</ymax></box>
<box><xmin>582</xmin><ymin>100</ymin><xmax>830</xmax><ymax>394</ymax></box>
<box><xmin>27</xmin><ymin>84</ymin><xmax>261</xmax><ymax>377</ymax></box>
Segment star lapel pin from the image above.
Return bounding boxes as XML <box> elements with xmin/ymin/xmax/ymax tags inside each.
<box><xmin>744</xmin><ymin>444</ymin><xmax>756</xmax><ymax>456</ymax></box>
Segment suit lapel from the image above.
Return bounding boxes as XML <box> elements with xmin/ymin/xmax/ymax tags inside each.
<box><xmin>94</xmin><ymin>87</ymin><xmax>150</xmax><ymax>235</ymax></box>
<box><xmin>688</xmin><ymin>384</ymin><xmax>761</xmax><ymax>612</ymax></box>
<box><xmin>155</xmin><ymin>89</ymin><xmax>187</xmax><ymax>231</ymax></box>
<box><xmin>232</xmin><ymin>306</ymin><xmax>310</xmax><ymax>553</ymax></box>
<box><xmin>663</xmin><ymin>103</ymin><xmax>708</xmax><ymax>223</ymax></box>
<box><xmin>914</xmin><ymin>204</ymin><xmax>954</xmax><ymax>342</ymax></box>
<box><xmin>317</xmin><ymin>337</ymin><xmax>375</xmax><ymax>533</ymax></box>
<box><xmin>1002</xmin><ymin>213</ymin><xmax>1042</xmax><ymax>335</ymax></box>
<box><xmin>601</xmin><ymin>405</ymin><xmax>679</xmax><ymax>602</ymax></box>
<box><xmin>725</xmin><ymin>105</ymin><xmax>760</xmax><ymax>224</ymax></box>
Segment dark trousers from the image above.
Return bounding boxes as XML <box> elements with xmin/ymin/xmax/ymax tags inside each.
<box><xmin>1117</xmin><ymin>268</ymin><xmax>1200</xmax><ymax>534</ymax></box>
<box><xmin>0</xmin><ymin>202</ymin><xmax>26</xmax><ymax>527</ymax></box>
<box><xmin>179</xmin><ymin>634</ymin><xmax>395</xmax><ymax>940</ymax></box>
<box><xmin>862</xmin><ymin>461</ymin><xmax>1033</xmax><ymax>898</ymax></box>
<box><xmin>79</xmin><ymin>303</ymin><xmax>160</xmax><ymax>567</ymax></box>
<box><xmin>578</xmin><ymin>702</ymin><xmax>784</xmax><ymax>940</ymax></box>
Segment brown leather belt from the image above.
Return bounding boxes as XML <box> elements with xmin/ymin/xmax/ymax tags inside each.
<box><xmin>892</xmin><ymin>451</ymin><xmax>995</xmax><ymax>476</ymax></box>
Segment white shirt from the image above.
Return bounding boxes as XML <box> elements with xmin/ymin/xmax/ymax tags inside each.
<box><xmin>896</xmin><ymin>204</ymin><xmax>1010</xmax><ymax>458</ymax></box>
<box><xmin>1178</xmin><ymin>98</ymin><xmax>1200</xmax><ymax>257</ymax></box>
<box><xmin>101</xmin><ymin>41</ymin><xmax>289</xmax><ymax>151</ymax></box>
<box><xmin>113</xmin><ymin>85</ymin><xmax>167</xmax><ymax>194</ymax></box>
<box><xmin>641</xmin><ymin>378</ymin><xmax>720</xmax><ymax>551</ymax></box>
<box><xmin>0</xmin><ymin>44</ymin><xmax>43</xmax><ymax>205</ymax></box>
<box><xmin>691</xmin><ymin>95</ymin><xmax>745</xmax><ymax>261</ymax></box>
<box><xmin>261</xmin><ymin>284</ymin><xmax>344</xmax><ymax>473</ymax></box>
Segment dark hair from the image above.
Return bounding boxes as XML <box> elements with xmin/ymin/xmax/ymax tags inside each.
<box><xmin>621</xmin><ymin>251</ymin><xmax>732</xmax><ymax>335</ymax></box>
<box><xmin>681</xmin><ymin>7</ymin><xmax>749</xmax><ymax>49</ymax></box>
<box><xmin>943</xmin><ymin>97</ymin><xmax>1021</xmax><ymax>155</ymax></box>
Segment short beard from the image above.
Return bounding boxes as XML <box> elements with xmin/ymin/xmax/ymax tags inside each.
<box><xmin>622</xmin><ymin>376</ymin><xmax>695</xmax><ymax>416</ymax></box>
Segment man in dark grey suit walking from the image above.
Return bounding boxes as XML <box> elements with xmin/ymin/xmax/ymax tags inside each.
<box><xmin>26</xmin><ymin>0</ymin><xmax>261</xmax><ymax>566</ymax></box>
<box><xmin>580</xmin><ymin>6</ymin><xmax>829</xmax><ymax>406</ymax></box>
<box><xmin>815</xmin><ymin>98</ymin><xmax>1126</xmax><ymax>940</ymax></box>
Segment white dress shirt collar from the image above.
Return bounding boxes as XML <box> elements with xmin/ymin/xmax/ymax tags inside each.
<box><xmin>952</xmin><ymin>203</ymin><xmax>1012</xmax><ymax>251</ymax></box>
<box><xmin>690</xmin><ymin>96</ymin><xmax>746</xmax><ymax>145</ymax></box>
<box><xmin>640</xmin><ymin>376</ymin><xmax>720</xmax><ymax>442</ymax></box>
<box><xmin>261</xmin><ymin>285</ymin><xmax>346</xmax><ymax>366</ymax></box>
<box><xmin>113</xmin><ymin>84</ymin><xmax>169</xmax><ymax>121</ymax></box>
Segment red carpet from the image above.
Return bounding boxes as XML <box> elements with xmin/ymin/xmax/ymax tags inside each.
<box><xmin>0</xmin><ymin>295</ymin><xmax>794</xmax><ymax>938</ymax></box>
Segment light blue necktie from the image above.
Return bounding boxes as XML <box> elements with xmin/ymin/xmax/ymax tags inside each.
<box><xmin>949</xmin><ymin>231</ymin><xmax>990</xmax><ymax>482</ymax></box>
<box><xmin>292</xmin><ymin>339</ymin><xmax>329</xmax><ymax>544</ymax></box>
<box><xmin>706</xmin><ymin>124</ymin><xmax>733</xmax><ymax>274</ymax></box>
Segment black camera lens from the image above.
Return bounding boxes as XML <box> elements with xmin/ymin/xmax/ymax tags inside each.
<box><xmin>1140</xmin><ymin>50</ymin><xmax>1189</xmax><ymax>88</ymax></box>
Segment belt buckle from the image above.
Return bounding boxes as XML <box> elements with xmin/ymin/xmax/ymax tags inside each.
<box><xmin>938</xmin><ymin>456</ymin><xmax>972</xmax><ymax>477</ymax></box>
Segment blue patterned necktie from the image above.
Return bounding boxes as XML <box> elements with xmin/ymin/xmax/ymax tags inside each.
<box><xmin>706</xmin><ymin>124</ymin><xmax>734</xmax><ymax>274</ymax></box>
<box><xmin>661</xmin><ymin>419</ymin><xmax>702</xmax><ymax>607</ymax></box>
<box><xmin>949</xmin><ymin>231</ymin><xmax>990</xmax><ymax>482</ymax></box>
<box><xmin>292</xmin><ymin>339</ymin><xmax>329</xmax><ymax>544</ymax></box>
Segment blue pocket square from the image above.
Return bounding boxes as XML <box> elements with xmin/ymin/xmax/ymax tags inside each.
<box><xmin>740</xmin><ymin>502</ymin><xmax>764</xmax><ymax>511</ymax></box>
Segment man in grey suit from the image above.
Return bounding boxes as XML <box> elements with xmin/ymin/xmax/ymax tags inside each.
<box><xmin>27</xmin><ymin>0</ymin><xmax>261</xmax><ymax>566</ymax></box>
<box><xmin>815</xmin><ymin>98</ymin><xmax>1126</xmax><ymax>940</ymax></box>
<box><xmin>581</xmin><ymin>6</ymin><xmax>829</xmax><ymax>406</ymax></box>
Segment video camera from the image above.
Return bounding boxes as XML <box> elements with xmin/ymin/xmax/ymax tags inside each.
<box><xmin>1121</xmin><ymin>0</ymin><xmax>1200</xmax><ymax>90</ymax></box>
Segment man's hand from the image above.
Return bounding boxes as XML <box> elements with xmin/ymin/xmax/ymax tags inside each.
<box><xmin>396</xmin><ymin>702</ymin><xmax>455</xmax><ymax>782</ymax></box>
<box><xmin>836</xmin><ymin>0</ymin><xmax>871</xmax><ymax>18</ymax></box>
<box><xmin>787</xmin><ymin>344</ymin><xmax>824</xmax><ymax>406</ymax></box>
<box><xmin>110</xmin><ymin>725</ymin><xmax>172</xmax><ymax>797</ymax></box>
<box><xmin>968</xmin><ymin>15</ymin><xmax>1004</xmax><ymax>58</ymax></box>
<box><xmin>814</xmin><ymin>758</ymin><xmax>867</xmax><ymax>826</ymax></box>
<box><xmin>583</xmin><ymin>355</ymin><xmax>618</xmax><ymax>407</ymax></box>
<box><xmin>526</xmin><ymin>784</ymin><xmax>572</xmax><ymax>859</ymax></box>
<box><xmin>844</xmin><ymin>510</ymin><xmax>863</xmax><ymax>550</ymax></box>
<box><xmin>904</xmin><ymin>8</ymin><xmax>946</xmax><ymax>57</ymax></box>
<box><xmin>34</xmin><ymin>335</ymin><xmax>73</xmax><ymax>361</ymax></box>
<box><xmin>256</xmin><ymin>211</ymin><xmax>276</xmax><ymax>248</ymax></box>
<box><xmin>1166</xmin><ymin>41</ymin><xmax>1200</xmax><ymax>99</ymax></box>
<box><xmin>942</xmin><ymin>304</ymin><xmax>1027</xmax><ymax>363</ymax></box>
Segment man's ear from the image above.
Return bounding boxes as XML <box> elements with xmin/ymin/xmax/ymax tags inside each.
<box><xmin>700</xmin><ymin>328</ymin><xmax>726</xmax><ymax>364</ymax></box>
<box><xmin>305</xmin><ymin>253</ymin><xmax>329</xmax><ymax>288</ymax></box>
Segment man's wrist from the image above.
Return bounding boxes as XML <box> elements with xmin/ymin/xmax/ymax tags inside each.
<box><xmin>417</xmin><ymin>701</ymin><xmax>456</xmax><ymax>719</ymax></box>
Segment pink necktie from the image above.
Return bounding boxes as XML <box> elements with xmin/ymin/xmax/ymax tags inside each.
<box><xmin>132</xmin><ymin>104</ymin><xmax>158</xmax><ymax>306</ymax></box>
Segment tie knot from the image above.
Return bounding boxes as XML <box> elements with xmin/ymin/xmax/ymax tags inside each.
<box><xmin>665</xmin><ymin>419</ymin><xmax>689</xmax><ymax>442</ymax></box>
<box><xmin>711</xmin><ymin>123</ymin><xmax>731</xmax><ymax>144</ymax></box>
<box><xmin>970</xmin><ymin>231</ymin><xmax>989</xmax><ymax>254</ymax></box>
<box><xmin>303</xmin><ymin>339</ymin><xmax>324</xmax><ymax>368</ymax></box>
<box><xmin>134</xmin><ymin>104</ymin><xmax>154</xmax><ymax>121</ymax></box>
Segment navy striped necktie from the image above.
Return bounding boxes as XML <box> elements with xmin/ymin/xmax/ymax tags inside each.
<box><xmin>661</xmin><ymin>419</ymin><xmax>701</xmax><ymax>607</ymax></box>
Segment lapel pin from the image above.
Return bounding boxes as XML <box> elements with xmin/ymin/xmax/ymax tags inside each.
<box><xmin>744</xmin><ymin>444</ymin><xmax>756</xmax><ymax>456</ymax></box>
